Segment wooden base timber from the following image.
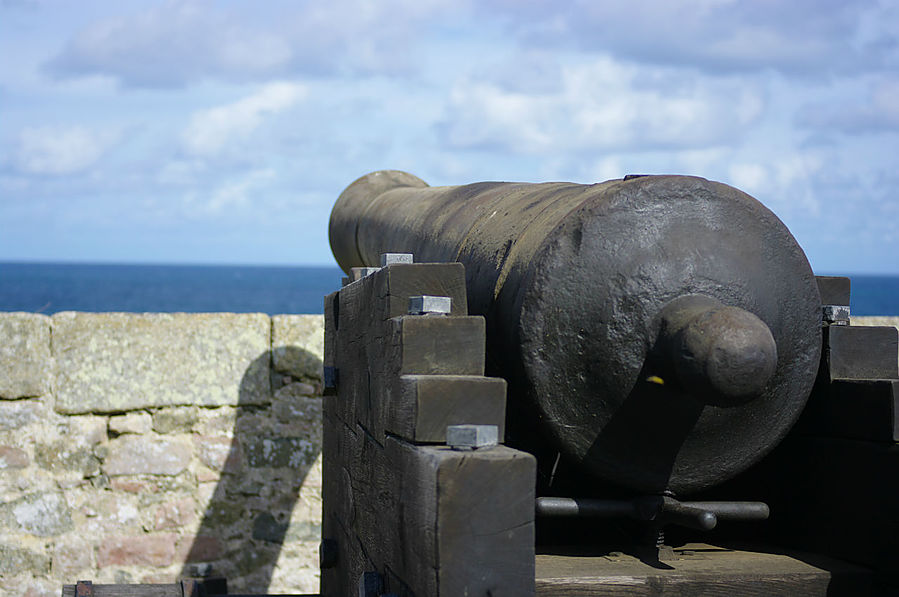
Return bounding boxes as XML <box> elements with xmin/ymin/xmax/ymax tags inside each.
<box><xmin>535</xmin><ymin>543</ymin><xmax>882</xmax><ymax>596</ymax></box>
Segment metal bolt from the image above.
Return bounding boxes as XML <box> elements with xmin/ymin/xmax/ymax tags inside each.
<box><xmin>380</xmin><ymin>252</ymin><xmax>414</xmax><ymax>266</ymax></box>
<box><xmin>446</xmin><ymin>424</ymin><xmax>499</xmax><ymax>450</ymax></box>
<box><xmin>408</xmin><ymin>295</ymin><xmax>452</xmax><ymax>315</ymax></box>
<box><xmin>822</xmin><ymin>304</ymin><xmax>850</xmax><ymax>325</ymax></box>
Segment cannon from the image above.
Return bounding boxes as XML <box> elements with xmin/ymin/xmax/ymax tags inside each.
<box><xmin>330</xmin><ymin>170</ymin><xmax>821</xmax><ymax>495</ymax></box>
<box><xmin>321</xmin><ymin>170</ymin><xmax>898</xmax><ymax>596</ymax></box>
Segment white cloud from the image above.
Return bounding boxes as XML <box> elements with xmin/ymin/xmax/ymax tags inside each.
<box><xmin>42</xmin><ymin>0</ymin><xmax>464</xmax><ymax>87</ymax></box>
<box><xmin>438</xmin><ymin>58</ymin><xmax>764</xmax><ymax>154</ymax></box>
<box><xmin>729</xmin><ymin>163</ymin><xmax>768</xmax><ymax>194</ymax></box>
<box><xmin>182</xmin><ymin>82</ymin><xmax>306</xmax><ymax>156</ymax></box>
<box><xmin>479</xmin><ymin>0</ymin><xmax>896</xmax><ymax>76</ymax></box>
<box><xmin>44</xmin><ymin>1</ymin><xmax>293</xmax><ymax>87</ymax></box>
<box><xmin>798</xmin><ymin>77</ymin><xmax>899</xmax><ymax>133</ymax></box>
<box><xmin>725</xmin><ymin>153</ymin><xmax>823</xmax><ymax>216</ymax></box>
<box><xmin>590</xmin><ymin>156</ymin><xmax>624</xmax><ymax>183</ymax></box>
<box><xmin>182</xmin><ymin>168</ymin><xmax>276</xmax><ymax>217</ymax></box>
<box><xmin>14</xmin><ymin>125</ymin><xmax>118</xmax><ymax>175</ymax></box>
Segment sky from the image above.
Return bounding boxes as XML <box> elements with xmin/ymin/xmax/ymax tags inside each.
<box><xmin>1</xmin><ymin>0</ymin><xmax>897</xmax><ymax>273</ymax></box>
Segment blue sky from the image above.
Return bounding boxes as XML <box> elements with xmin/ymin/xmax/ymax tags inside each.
<box><xmin>1</xmin><ymin>0</ymin><xmax>897</xmax><ymax>273</ymax></box>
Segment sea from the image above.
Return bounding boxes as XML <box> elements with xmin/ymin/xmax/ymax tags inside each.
<box><xmin>1</xmin><ymin>262</ymin><xmax>898</xmax><ymax>315</ymax></box>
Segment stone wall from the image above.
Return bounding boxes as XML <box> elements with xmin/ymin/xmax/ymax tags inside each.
<box><xmin>0</xmin><ymin>312</ymin><xmax>325</xmax><ymax>596</ymax></box>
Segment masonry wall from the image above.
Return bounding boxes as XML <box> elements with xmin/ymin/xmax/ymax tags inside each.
<box><xmin>2</xmin><ymin>311</ymin><xmax>897</xmax><ymax>597</ymax></box>
<box><xmin>0</xmin><ymin>312</ymin><xmax>325</xmax><ymax>596</ymax></box>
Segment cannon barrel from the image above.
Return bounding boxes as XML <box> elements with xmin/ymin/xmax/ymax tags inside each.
<box><xmin>330</xmin><ymin>170</ymin><xmax>821</xmax><ymax>494</ymax></box>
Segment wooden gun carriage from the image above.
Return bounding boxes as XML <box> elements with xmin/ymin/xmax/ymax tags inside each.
<box><xmin>319</xmin><ymin>171</ymin><xmax>899</xmax><ymax>596</ymax></box>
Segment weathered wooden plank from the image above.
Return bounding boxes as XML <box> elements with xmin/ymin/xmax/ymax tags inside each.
<box><xmin>535</xmin><ymin>544</ymin><xmax>877</xmax><ymax>596</ymax></box>
<box><xmin>61</xmin><ymin>585</ymin><xmax>181</xmax><ymax>597</ymax></box>
<box><xmin>767</xmin><ymin>436</ymin><xmax>899</xmax><ymax>574</ymax></box>
<box><xmin>384</xmin><ymin>262</ymin><xmax>468</xmax><ymax>318</ymax></box>
<box><xmin>386</xmin><ymin>374</ymin><xmax>507</xmax><ymax>443</ymax></box>
<box><xmin>323</xmin><ymin>291</ymin><xmax>339</xmax><ymax>395</ymax></box>
<box><xmin>816</xmin><ymin>275</ymin><xmax>850</xmax><ymax>306</ymax></box>
<box><xmin>323</xmin><ymin>258</ymin><xmax>536</xmax><ymax>596</ymax></box>
<box><xmin>322</xmin><ymin>418</ymin><xmax>536</xmax><ymax>596</ymax></box>
<box><xmin>334</xmin><ymin>262</ymin><xmax>477</xmax><ymax>437</ymax></box>
<box><xmin>429</xmin><ymin>443</ymin><xmax>536</xmax><ymax>596</ymax></box>
<box><xmin>798</xmin><ymin>378</ymin><xmax>899</xmax><ymax>442</ymax></box>
<box><xmin>826</xmin><ymin>325</ymin><xmax>899</xmax><ymax>381</ymax></box>
<box><xmin>358</xmin><ymin>314</ymin><xmax>489</xmax><ymax>444</ymax></box>
<box><xmin>394</xmin><ymin>316</ymin><xmax>486</xmax><ymax>376</ymax></box>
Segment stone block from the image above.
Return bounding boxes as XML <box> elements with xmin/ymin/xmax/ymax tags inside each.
<box><xmin>66</xmin><ymin>414</ymin><xmax>109</xmax><ymax>446</ymax></box>
<box><xmin>33</xmin><ymin>440</ymin><xmax>100</xmax><ymax>475</ymax></box>
<box><xmin>195</xmin><ymin>407</ymin><xmax>237</xmax><ymax>436</ymax></box>
<box><xmin>0</xmin><ymin>445</ymin><xmax>29</xmax><ymax>469</ymax></box>
<box><xmin>22</xmin><ymin>579</ymin><xmax>59</xmax><ymax>597</ymax></box>
<box><xmin>275</xmin><ymin>381</ymin><xmax>317</xmax><ymax>398</ymax></box>
<box><xmin>0</xmin><ymin>399</ymin><xmax>41</xmax><ymax>431</ymax></box>
<box><xmin>52</xmin><ymin>312</ymin><xmax>271</xmax><ymax>414</ymax></box>
<box><xmin>152</xmin><ymin>406</ymin><xmax>199</xmax><ymax>434</ymax></box>
<box><xmin>96</xmin><ymin>533</ymin><xmax>176</xmax><ymax>567</ymax></box>
<box><xmin>243</xmin><ymin>437</ymin><xmax>319</xmax><ymax>468</ymax></box>
<box><xmin>51</xmin><ymin>536</ymin><xmax>93</xmax><ymax>576</ymax></box>
<box><xmin>272</xmin><ymin>315</ymin><xmax>325</xmax><ymax>379</ymax></box>
<box><xmin>203</xmin><ymin>500</ymin><xmax>245</xmax><ymax>526</ymax></box>
<box><xmin>0</xmin><ymin>543</ymin><xmax>50</xmax><ymax>575</ymax></box>
<box><xmin>141</xmin><ymin>474</ymin><xmax>196</xmax><ymax>505</ymax></box>
<box><xmin>194</xmin><ymin>436</ymin><xmax>241</xmax><ymax>472</ymax></box>
<box><xmin>284</xmin><ymin>520</ymin><xmax>321</xmax><ymax>542</ymax></box>
<box><xmin>104</xmin><ymin>435</ymin><xmax>192</xmax><ymax>476</ymax></box>
<box><xmin>0</xmin><ymin>312</ymin><xmax>50</xmax><ymax>399</ymax></box>
<box><xmin>153</xmin><ymin>497</ymin><xmax>197</xmax><ymax>530</ymax></box>
<box><xmin>232</xmin><ymin>544</ymin><xmax>279</xmax><ymax>576</ymax></box>
<box><xmin>271</xmin><ymin>394</ymin><xmax>323</xmax><ymax>437</ymax></box>
<box><xmin>109</xmin><ymin>412</ymin><xmax>152</xmax><ymax>434</ymax></box>
<box><xmin>252</xmin><ymin>511</ymin><xmax>288</xmax><ymax>543</ymax></box>
<box><xmin>1</xmin><ymin>491</ymin><xmax>73</xmax><ymax>536</ymax></box>
<box><xmin>271</xmin><ymin>567</ymin><xmax>320</xmax><ymax>595</ymax></box>
<box><xmin>176</xmin><ymin>534</ymin><xmax>225</xmax><ymax>562</ymax></box>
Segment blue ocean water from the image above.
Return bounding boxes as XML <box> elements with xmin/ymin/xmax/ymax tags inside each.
<box><xmin>0</xmin><ymin>262</ymin><xmax>344</xmax><ymax>315</ymax></box>
<box><xmin>1</xmin><ymin>263</ymin><xmax>897</xmax><ymax>315</ymax></box>
<box><xmin>844</xmin><ymin>274</ymin><xmax>899</xmax><ymax>316</ymax></box>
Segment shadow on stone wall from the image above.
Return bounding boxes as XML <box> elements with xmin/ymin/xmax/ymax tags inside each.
<box><xmin>180</xmin><ymin>346</ymin><xmax>323</xmax><ymax>592</ymax></box>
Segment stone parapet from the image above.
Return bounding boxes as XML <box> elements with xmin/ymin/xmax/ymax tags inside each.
<box><xmin>0</xmin><ymin>312</ymin><xmax>324</xmax><ymax>596</ymax></box>
<box><xmin>0</xmin><ymin>313</ymin><xmax>51</xmax><ymax>399</ymax></box>
<box><xmin>53</xmin><ymin>313</ymin><xmax>271</xmax><ymax>413</ymax></box>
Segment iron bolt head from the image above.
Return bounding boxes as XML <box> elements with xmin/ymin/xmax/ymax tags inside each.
<box><xmin>446</xmin><ymin>424</ymin><xmax>499</xmax><ymax>450</ymax></box>
<box><xmin>408</xmin><ymin>295</ymin><xmax>452</xmax><ymax>315</ymax></box>
<box><xmin>380</xmin><ymin>252</ymin><xmax>414</xmax><ymax>267</ymax></box>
